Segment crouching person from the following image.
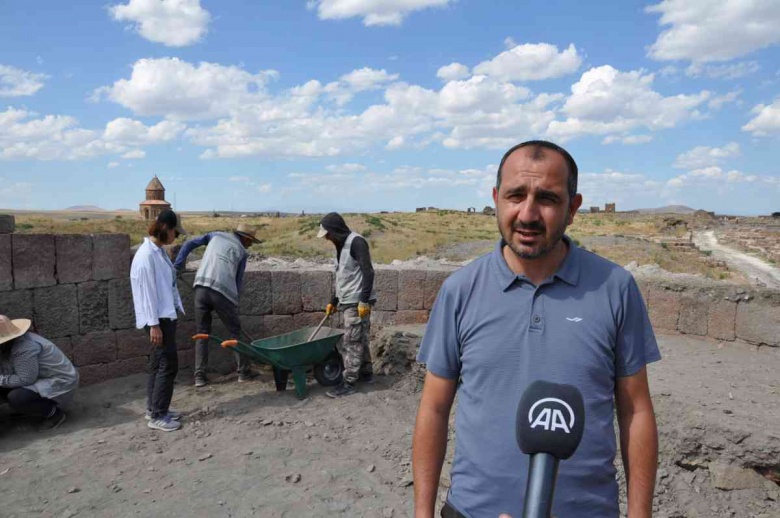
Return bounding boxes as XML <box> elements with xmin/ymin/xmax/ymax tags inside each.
<box><xmin>0</xmin><ymin>315</ymin><xmax>78</xmax><ymax>432</ymax></box>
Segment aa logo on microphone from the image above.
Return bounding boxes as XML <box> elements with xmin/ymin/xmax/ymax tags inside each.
<box><xmin>528</xmin><ymin>397</ymin><xmax>575</xmax><ymax>434</ymax></box>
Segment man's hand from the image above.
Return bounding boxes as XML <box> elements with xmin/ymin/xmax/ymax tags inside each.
<box><xmin>150</xmin><ymin>325</ymin><xmax>163</xmax><ymax>346</ymax></box>
<box><xmin>325</xmin><ymin>304</ymin><xmax>336</xmax><ymax>316</ymax></box>
<box><xmin>358</xmin><ymin>302</ymin><xmax>371</xmax><ymax>319</ymax></box>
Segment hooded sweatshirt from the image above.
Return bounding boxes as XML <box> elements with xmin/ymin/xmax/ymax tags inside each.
<box><xmin>319</xmin><ymin>212</ymin><xmax>375</xmax><ymax>305</ymax></box>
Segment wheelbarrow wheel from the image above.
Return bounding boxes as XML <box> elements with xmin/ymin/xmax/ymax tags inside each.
<box><xmin>314</xmin><ymin>352</ymin><xmax>343</xmax><ymax>387</ymax></box>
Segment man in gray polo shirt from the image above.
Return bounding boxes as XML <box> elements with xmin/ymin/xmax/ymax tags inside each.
<box><xmin>413</xmin><ymin>140</ymin><xmax>661</xmax><ymax>518</ymax></box>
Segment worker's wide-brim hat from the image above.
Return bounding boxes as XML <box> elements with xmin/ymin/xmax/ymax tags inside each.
<box><xmin>0</xmin><ymin>315</ymin><xmax>31</xmax><ymax>346</ymax></box>
<box><xmin>235</xmin><ymin>222</ymin><xmax>262</xmax><ymax>244</ymax></box>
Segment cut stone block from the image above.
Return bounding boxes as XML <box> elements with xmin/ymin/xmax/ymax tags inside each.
<box><xmin>373</xmin><ymin>269</ymin><xmax>398</xmax><ymax>311</ymax></box>
<box><xmin>0</xmin><ymin>214</ymin><xmax>15</xmax><ymax>234</ymax></box>
<box><xmin>398</xmin><ymin>270</ymin><xmax>426</xmax><ymax>310</ymax></box>
<box><xmin>72</xmin><ymin>330</ymin><xmax>117</xmax><ymax>367</ymax></box>
<box><xmin>424</xmin><ymin>270</ymin><xmax>452</xmax><ymax>310</ymax></box>
<box><xmin>300</xmin><ymin>270</ymin><xmax>333</xmax><ymax>312</ymax></box>
<box><xmin>736</xmin><ymin>302</ymin><xmax>780</xmax><ymax>346</ymax></box>
<box><xmin>33</xmin><ymin>284</ymin><xmax>79</xmax><ymax>337</ymax></box>
<box><xmin>395</xmin><ymin>310</ymin><xmax>430</xmax><ymax>325</ymax></box>
<box><xmin>78</xmin><ymin>364</ymin><xmax>111</xmax><ymax>385</ymax></box>
<box><xmin>12</xmin><ymin>234</ymin><xmax>56</xmax><ymax>289</ymax></box>
<box><xmin>271</xmin><ymin>270</ymin><xmax>302</xmax><ymax>314</ymax></box>
<box><xmin>78</xmin><ymin>281</ymin><xmax>109</xmax><ymax>334</ymax></box>
<box><xmin>92</xmin><ymin>234</ymin><xmax>131</xmax><ymax>280</ymax></box>
<box><xmin>240</xmin><ymin>271</ymin><xmax>271</xmax><ymax>315</ymax></box>
<box><xmin>176</xmin><ymin>272</ymin><xmax>196</xmax><ymax>322</ymax></box>
<box><xmin>55</xmin><ymin>235</ymin><xmax>92</xmax><ymax>284</ymax></box>
<box><xmin>678</xmin><ymin>296</ymin><xmax>708</xmax><ymax>336</ymax></box>
<box><xmin>110</xmin><ymin>357</ymin><xmax>148</xmax><ymax>378</ymax></box>
<box><xmin>0</xmin><ymin>234</ymin><xmax>12</xmax><ymax>291</ymax></box>
<box><xmin>647</xmin><ymin>288</ymin><xmax>680</xmax><ymax>332</ymax></box>
<box><xmin>108</xmin><ymin>278</ymin><xmax>136</xmax><ymax>329</ymax></box>
<box><xmin>263</xmin><ymin>314</ymin><xmax>294</xmax><ymax>337</ymax></box>
<box><xmin>116</xmin><ymin>328</ymin><xmax>150</xmax><ymax>360</ymax></box>
<box><xmin>0</xmin><ymin>289</ymin><xmax>33</xmax><ymax>321</ymax></box>
<box><xmin>707</xmin><ymin>300</ymin><xmax>736</xmax><ymax>341</ymax></box>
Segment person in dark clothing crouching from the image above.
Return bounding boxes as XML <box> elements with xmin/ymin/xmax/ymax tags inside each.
<box><xmin>317</xmin><ymin>212</ymin><xmax>377</xmax><ymax>398</ymax></box>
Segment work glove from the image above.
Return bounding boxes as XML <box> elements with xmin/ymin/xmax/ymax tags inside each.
<box><xmin>358</xmin><ymin>302</ymin><xmax>371</xmax><ymax>319</ymax></box>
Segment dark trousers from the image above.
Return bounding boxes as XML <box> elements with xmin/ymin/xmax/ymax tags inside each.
<box><xmin>0</xmin><ymin>387</ymin><xmax>57</xmax><ymax>418</ymax></box>
<box><xmin>194</xmin><ymin>286</ymin><xmax>249</xmax><ymax>377</ymax></box>
<box><xmin>146</xmin><ymin>318</ymin><xmax>178</xmax><ymax>419</ymax></box>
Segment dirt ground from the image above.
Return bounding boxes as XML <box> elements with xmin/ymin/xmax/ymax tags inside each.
<box><xmin>1</xmin><ymin>333</ymin><xmax>779</xmax><ymax>518</ymax></box>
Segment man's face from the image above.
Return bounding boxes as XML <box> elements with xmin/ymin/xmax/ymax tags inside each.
<box><xmin>492</xmin><ymin>148</ymin><xmax>582</xmax><ymax>260</ymax></box>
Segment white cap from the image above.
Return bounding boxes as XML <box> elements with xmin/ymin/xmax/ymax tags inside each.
<box><xmin>316</xmin><ymin>224</ymin><xmax>328</xmax><ymax>238</ymax></box>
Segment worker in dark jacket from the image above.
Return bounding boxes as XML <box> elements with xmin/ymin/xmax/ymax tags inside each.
<box><xmin>318</xmin><ymin>212</ymin><xmax>376</xmax><ymax>398</ymax></box>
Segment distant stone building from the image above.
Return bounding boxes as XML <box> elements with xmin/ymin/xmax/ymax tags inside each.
<box><xmin>139</xmin><ymin>176</ymin><xmax>171</xmax><ymax>220</ymax></box>
<box><xmin>605</xmin><ymin>203</ymin><xmax>616</xmax><ymax>213</ymax></box>
<box><xmin>482</xmin><ymin>206</ymin><xmax>496</xmax><ymax>216</ymax></box>
<box><xmin>590</xmin><ymin>206</ymin><xmax>601</xmax><ymax>213</ymax></box>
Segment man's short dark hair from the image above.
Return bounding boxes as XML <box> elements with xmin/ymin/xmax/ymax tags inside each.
<box><xmin>496</xmin><ymin>140</ymin><xmax>578</xmax><ymax>202</ymax></box>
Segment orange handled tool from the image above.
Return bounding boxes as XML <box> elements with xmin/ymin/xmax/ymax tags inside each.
<box><xmin>221</xmin><ymin>339</ymin><xmax>238</xmax><ymax>348</ymax></box>
<box><xmin>192</xmin><ymin>333</ymin><xmax>209</xmax><ymax>340</ymax></box>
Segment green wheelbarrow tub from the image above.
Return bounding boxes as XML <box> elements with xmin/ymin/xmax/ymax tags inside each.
<box><xmin>252</xmin><ymin>326</ymin><xmax>345</xmax><ymax>399</ymax></box>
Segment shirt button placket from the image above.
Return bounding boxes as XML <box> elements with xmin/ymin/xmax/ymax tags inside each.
<box><xmin>530</xmin><ymin>288</ymin><xmax>544</xmax><ymax>332</ymax></box>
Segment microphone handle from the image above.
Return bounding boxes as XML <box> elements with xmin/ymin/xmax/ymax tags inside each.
<box><xmin>522</xmin><ymin>453</ymin><xmax>560</xmax><ymax>518</ymax></box>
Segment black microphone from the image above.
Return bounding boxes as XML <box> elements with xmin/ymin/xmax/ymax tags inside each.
<box><xmin>516</xmin><ymin>381</ymin><xmax>585</xmax><ymax>518</ymax></box>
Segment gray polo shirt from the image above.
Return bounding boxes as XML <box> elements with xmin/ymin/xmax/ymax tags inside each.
<box><xmin>418</xmin><ymin>237</ymin><xmax>661</xmax><ymax>518</ymax></box>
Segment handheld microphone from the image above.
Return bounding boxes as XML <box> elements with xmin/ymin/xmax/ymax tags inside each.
<box><xmin>516</xmin><ymin>381</ymin><xmax>585</xmax><ymax>518</ymax></box>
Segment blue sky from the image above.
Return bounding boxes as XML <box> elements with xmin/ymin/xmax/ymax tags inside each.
<box><xmin>1</xmin><ymin>0</ymin><xmax>779</xmax><ymax>215</ymax></box>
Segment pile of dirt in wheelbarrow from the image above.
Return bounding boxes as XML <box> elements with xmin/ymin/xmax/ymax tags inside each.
<box><xmin>0</xmin><ymin>329</ymin><xmax>778</xmax><ymax>517</ymax></box>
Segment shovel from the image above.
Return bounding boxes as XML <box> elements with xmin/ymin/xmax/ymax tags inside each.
<box><xmin>307</xmin><ymin>311</ymin><xmax>331</xmax><ymax>342</ymax></box>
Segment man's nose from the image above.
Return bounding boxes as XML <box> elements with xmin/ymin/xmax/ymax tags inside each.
<box><xmin>517</xmin><ymin>197</ymin><xmax>541</xmax><ymax>223</ymax></box>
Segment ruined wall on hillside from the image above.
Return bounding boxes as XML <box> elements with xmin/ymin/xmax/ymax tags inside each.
<box><xmin>1</xmin><ymin>231</ymin><xmax>777</xmax><ymax>386</ymax></box>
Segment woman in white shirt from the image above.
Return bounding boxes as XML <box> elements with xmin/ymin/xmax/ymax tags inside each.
<box><xmin>130</xmin><ymin>210</ymin><xmax>186</xmax><ymax>432</ymax></box>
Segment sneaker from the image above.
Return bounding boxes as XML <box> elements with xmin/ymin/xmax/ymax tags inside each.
<box><xmin>238</xmin><ymin>371</ymin><xmax>257</xmax><ymax>383</ymax></box>
<box><xmin>326</xmin><ymin>382</ymin><xmax>356</xmax><ymax>398</ymax></box>
<box><xmin>194</xmin><ymin>374</ymin><xmax>208</xmax><ymax>388</ymax></box>
<box><xmin>360</xmin><ymin>372</ymin><xmax>375</xmax><ymax>385</ymax></box>
<box><xmin>38</xmin><ymin>408</ymin><xmax>66</xmax><ymax>432</ymax></box>
<box><xmin>145</xmin><ymin>409</ymin><xmax>182</xmax><ymax>421</ymax></box>
<box><xmin>147</xmin><ymin>415</ymin><xmax>181</xmax><ymax>432</ymax></box>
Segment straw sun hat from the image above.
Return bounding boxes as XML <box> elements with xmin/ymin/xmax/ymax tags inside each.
<box><xmin>0</xmin><ymin>315</ymin><xmax>32</xmax><ymax>346</ymax></box>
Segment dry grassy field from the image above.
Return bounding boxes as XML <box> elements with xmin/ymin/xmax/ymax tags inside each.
<box><xmin>8</xmin><ymin>209</ymin><xmax>740</xmax><ymax>279</ymax></box>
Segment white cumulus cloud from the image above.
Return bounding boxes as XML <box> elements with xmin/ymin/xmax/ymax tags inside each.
<box><xmin>308</xmin><ymin>0</ymin><xmax>453</xmax><ymax>26</ymax></box>
<box><xmin>602</xmin><ymin>135</ymin><xmax>654</xmax><ymax>145</ymax></box>
<box><xmin>673</xmin><ymin>142</ymin><xmax>741</xmax><ymax>169</ymax></box>
<box><xmin>0</xmin><ymin>107</ymin><xmax>183</xmax><ymax>160</ymax></box>
<box><xmin>93</xmin><ymin>58</ymin><xmax>279</xmax><ymax>120</ymax></box>
<box><xmin>473</xmin><ymin>43</ymin><xmax>582</xmax><ymax>82</ymax></box>
<box><xmin>685</xmin><ymin>61</ymin><xmax>760</xmax><ymax>80</ymax></box>
<box><xmin>547</xmin><ymin>65</ymin><xmax>710</xmax><ymax>141</ymax></box>
<box><xmin>109</xmin><ymin>0</ymin><xmax>211</xmax><ymax>47</ymax></box>
<box><xmin>0</xmin><ymin>64</ymin><xmax>48</xmax><ymax>97</ymax></box>
<box><xmin>646</xmin><ymin>0</ymin><xmax>780</xmax><ymax>62</ymax></box>
<box><xmin>743</xmin><ymin>99</ymin><xmax>780</xmax><ymax>136</ymax></box>
<box><xmin>437</xmin><ymin>63</ymin><xmax>470</xmax><ymax>81</ymax></box>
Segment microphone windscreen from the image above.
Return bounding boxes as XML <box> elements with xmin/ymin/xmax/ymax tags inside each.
<box><xmin>516</xmin><ymin>380</ymin><xmax>585</xmax><ymax>460</ymax></box>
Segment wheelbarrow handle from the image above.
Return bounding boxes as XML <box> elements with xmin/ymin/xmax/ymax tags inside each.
<box><xmin>221</xmin><ymin>339</ymin><xmax>238</xmax><ymax>348</ymax></box>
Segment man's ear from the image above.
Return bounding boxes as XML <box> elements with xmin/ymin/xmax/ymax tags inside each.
<box><xmin>568</xmin><ymin>193</ymin><xmax>583</xmax><ymax>225</ymax></box>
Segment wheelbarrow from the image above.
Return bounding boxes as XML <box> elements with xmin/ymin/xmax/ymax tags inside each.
<box><xmin>192</xmin><ymin>326</ymin><xmax>345</xmax><ymax>399</ymax></box>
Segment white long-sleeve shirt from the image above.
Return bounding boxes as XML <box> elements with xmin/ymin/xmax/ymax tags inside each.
<box><xmin>130</xmin><ymin>237</ymin><xmax>184</xmax><ymax>329</ymax></box>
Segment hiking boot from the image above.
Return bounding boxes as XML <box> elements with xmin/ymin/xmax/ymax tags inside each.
<box><xmin>326</xmin><ymin>382</ymin><xmax>356</xmax><ymax>398</ymax></box>
<box><xmin>147</xmin><ymin>415</ymin><xmax>181</xmax><ymax>432</ymax></box>
<box><xmin>145</xmin><ymin>408</ymin><xmax>182</xmax><ymax>421</ymax></box>
<box><xmin>38</xmin><ymin>407</ymin><xmax>66</xmax><ymax>432</ymax></box>
<box><xmin>194</xmin><ymin>374</ymin><xmax>208</xmax><ymax>388</ymax></box>
<box><xmin>238</xmin><ymin>371</ymin><xmax>257</xmax><ymax>383</ymax></box>
<box><xmin>360</xmin><ymin>372</ymin><xmax>375</xmax><ymax>385</ymax></box>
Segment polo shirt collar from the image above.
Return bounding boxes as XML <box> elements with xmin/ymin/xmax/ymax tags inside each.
<box><xmin>492</xmin><ymin>234</ymin><xmax>580</xmax><ymax>290</ymax></box>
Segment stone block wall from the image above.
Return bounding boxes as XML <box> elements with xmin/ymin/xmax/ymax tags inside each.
<box><xmin>1</xmin><ymin>230</ymin><xmax>777</xmax><ymax>387</ymax></box>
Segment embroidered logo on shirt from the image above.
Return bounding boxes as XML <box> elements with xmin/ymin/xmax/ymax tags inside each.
<box><xmin>566</xmin><ymin>317</ymin><xmax>582</xmax><ymax>322</ymax></box>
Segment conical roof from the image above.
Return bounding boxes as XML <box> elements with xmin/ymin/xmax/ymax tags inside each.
<box><xmin>146</xmin><ymin>176</ymin><xmax>165</xmax><ymax>191</ymax></box>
